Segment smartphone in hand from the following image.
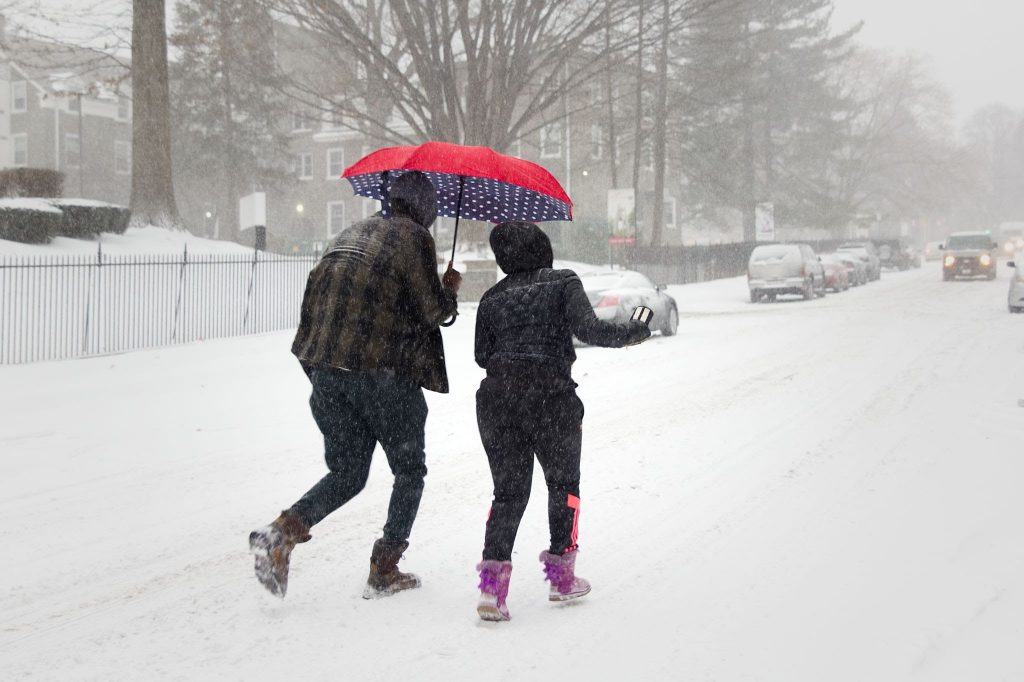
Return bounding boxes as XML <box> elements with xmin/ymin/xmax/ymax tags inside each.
<box><xmin>631</xmin><ymin>306</ymin><xmax>654</xmax><ymax>326</ymax></box>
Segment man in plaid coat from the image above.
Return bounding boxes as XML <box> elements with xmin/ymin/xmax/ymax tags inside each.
<box><xmin>249</xmin><ymin>171</ymin><xmax>461</xmax><ymax>599</ymax></box>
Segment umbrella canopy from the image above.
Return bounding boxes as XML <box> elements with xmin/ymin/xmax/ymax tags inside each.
<box><xmin>342</xmin><ymin>141</ymin><xmax>573</xmax><ymax>223</ymax></box>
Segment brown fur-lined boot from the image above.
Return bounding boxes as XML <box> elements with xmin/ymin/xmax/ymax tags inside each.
<box><xmin>362</xmin><ymin>539</ymin><xmax>421</xmax><ymax>599</ymax></box>
<box><xmin>248</xmin><ymin>509</ymin><xmax>311</xmax><ymax>598</ymax></box>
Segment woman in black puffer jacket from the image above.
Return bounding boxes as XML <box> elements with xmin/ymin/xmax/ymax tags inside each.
<box><xmin>473</xmin><ymin>220</ymin><xmax>650</xmax><ymax>622</ymax></box>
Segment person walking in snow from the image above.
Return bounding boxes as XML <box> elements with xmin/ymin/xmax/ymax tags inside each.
<box><xmin>249</xmin><ymin>171</ymin><xmax>461</xmax><ymax>599</ymax></box>
<box><xmin>473</xmin><ymin>220</ymin><xmax>651</xmax><ymax>621</ymax></box>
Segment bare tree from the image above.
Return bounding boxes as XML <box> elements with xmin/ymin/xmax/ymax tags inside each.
<box><xmin>271</xmin><ymin>0</ymin><xmax>640</xmax><ymax>151</ymax></box>
<box><xmin>0</xmin><ymin>1</ymin><xmax>131</xmax><ymax>79</ymax></box>
<box><xmin>815</xmin><ymin>51</ymin><xmax>966</xmax><ymax>229</ymax></box>
<box><xmin>130</xmin><ymin>0</ymin><xmax>179</xmax><ymax>227</ymax></box>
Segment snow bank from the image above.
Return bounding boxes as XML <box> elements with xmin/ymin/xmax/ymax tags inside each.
<box><xmin>0</xmin><ymin>224</ymin><xmax>254</xmax><ymax>256</ymax></box>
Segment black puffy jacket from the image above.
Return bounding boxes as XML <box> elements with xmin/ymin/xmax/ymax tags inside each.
<box><xmin>475</xmin><ymin>222</ymin><xmax>649</xmax><ymax>387</ymax></box>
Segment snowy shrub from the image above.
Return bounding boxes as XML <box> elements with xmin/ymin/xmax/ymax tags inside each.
<box><xmin>0</xmin><ymin>168</ymin><xmax>65</xmax><ymax>198</ymax></box>
<box><xmin>0</xmin><ymin>199</ymin><xmax>63</xmax><ymax>244</ymax></box>
<box><xmin>51</xmin><ymin>200</ymin><xmax>131</xmax><ymax>238</ymax></box>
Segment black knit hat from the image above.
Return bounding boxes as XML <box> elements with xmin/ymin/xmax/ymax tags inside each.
<box><xmin>389</xmin><ymin>171</ymin><xmax>438</xmax><ymax>229</ymax></box>
<box><xmin>490</xmin><ymin>221</ymin><xmax>554</xmax><ymax>274</ymax></box>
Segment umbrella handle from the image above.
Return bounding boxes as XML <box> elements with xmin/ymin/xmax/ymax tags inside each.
<box><xmin>449</xmin><ymin>175</ymin><xmax>465</xmax><ymax>264</ymax></box>
<box><xmin>380</xmin><ymin>170</ymin><xmax>390</xmax><ymax>214</ymax></box>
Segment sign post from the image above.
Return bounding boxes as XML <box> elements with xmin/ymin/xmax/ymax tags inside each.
<box><xmin>755</xmin><ymin>202</ymin><xmax>775</xmax><ymax>242</ymax></box>
<box><xmin>607</xmin><ymin>188</ymin><xmax>636</xmax><ymax>247</ymax></box>
<box><xmin>239</xmin><ymin>192</ymin><xmax>267</xmax><ymax>251</ymax></box>
<box><xmin>607</xmin><ymin>188</ymin><xmax>636</xmax><ymax>268</ymax></box>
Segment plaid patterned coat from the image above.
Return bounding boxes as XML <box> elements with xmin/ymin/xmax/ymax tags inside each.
<box><xmin>291</xmin><ymin>215</ymin><xmax>457</xmax><ymax>393</ymax></box>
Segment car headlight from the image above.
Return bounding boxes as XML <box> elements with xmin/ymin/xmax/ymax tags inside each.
<box><xmin>943</xmin><ymin>255</ymin><xmax>956</xmax><ymax>267</ymax></box>
<box><xmin>980</xmin><ymin>254</ymin><xmax>992</xmax><ymax>266</ymax></box>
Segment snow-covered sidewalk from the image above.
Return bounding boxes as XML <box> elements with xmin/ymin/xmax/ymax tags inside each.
<box><xmin>1</xmin><ymin>266</ymin><xmax>1022</xmax><ymax>681</ymax></box>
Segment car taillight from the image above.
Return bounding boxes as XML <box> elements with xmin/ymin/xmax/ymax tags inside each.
<box><xmin>597</xmin><ymin>294</ymin><xmax>620</xmax><ymax>308</ymax></box>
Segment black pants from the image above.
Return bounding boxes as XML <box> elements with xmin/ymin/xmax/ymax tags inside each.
<box><xmin>477</xmin><ymin>379</ymin><xmax>584</xmax><ymax>562</ymax></box>
<box><xmin>291</xmin><ymin>367</ymin><xmax>428</xmax><ymax>544</ymax></box>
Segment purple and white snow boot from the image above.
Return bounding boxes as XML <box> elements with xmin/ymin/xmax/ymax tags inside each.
<box><xmin>476</xmin><ymin>560</ymin><xmax>513</xmax><ymax>621</ymax></box>
<box><xmin>539</xmin><ymin>549</ymin><xmax>591</xmax><ymax>602</ymax></box>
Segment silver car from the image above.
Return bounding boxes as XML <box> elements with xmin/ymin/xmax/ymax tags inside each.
<box><xmin>579</xmin><ymin>270</ymin><xmax>679</xmax><ymax>336</ymax></box>
<box><xmin>837</xmin><ymin>242</ymin><xmax>881</xmax><ymax>281</ymax></box>
<box><xmin>747</xmin><ymin>243</ymin><xmax>826</xmax><ymax>302</ymax></box>
<box><xmin>1008</xmin><ymin>258</ymin><xmax>1024</xmax><ymax>313</ymax></box>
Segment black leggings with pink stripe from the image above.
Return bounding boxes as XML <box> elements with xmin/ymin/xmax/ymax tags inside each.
<box><xmin>477</xmin><ymin>380</ymin><xmax>583</xmax><ymax>562</ymax></box>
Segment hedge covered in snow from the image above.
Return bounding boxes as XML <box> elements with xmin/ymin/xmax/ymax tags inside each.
<box><xmin>0</xmin><ymin>198</ymin><xmax>131</xmax><ymax>244</ymax></box>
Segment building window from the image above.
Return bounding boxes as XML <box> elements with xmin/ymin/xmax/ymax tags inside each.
<box><xmin>12</xmin><ymin>81</ymin><xmax>27</xmax><ymax>112</ymax></box>
<box><xmin>65</xmin><ymin>134</ymin><xmax>81</xmax><ymax>168</ymax></box>
<box><xmin>13</xmin><ymin>134</ymin><xmax>28</xmax><ymax>166</ymax></box>
<box><xmin>641</xmin><ymin>139</ymin><xmax>654</xmax><ymax>172</ymax></box>
<box><xmin>540</xmin><ymin>121</ymin><xmax>562</xmax><ymax>158</ymax></box>
<box><xmin>323</xmin><ymin>98</ymin><xmax>348</xmax><ymax>130</ymax></box>
<box><xmin>327</xmin><ymin>201</ymin><xmax>346</xmax><ymax>237</ymax></box>
<box><xmin>664</xmin><ymin>197</ymin><xmax>676</xmax><ymax>230</ymax></box>
<box><xmin>590</xmin><ymin>124</ymin><xmax>603</xmax><ymax>160</ymax></box>
<box><xmin>291</xmin><ymin>153</ymin><xmax>313</xmax><ymax>179</ymax></box>
<box><xmin>67</xmin><ymin>94</ymin><xmax>80</xmax><ymax>112</ymax></box>
<box><xmin>291</xmin><ymin>109</ymin><xmax>313</xmax><ymax>132</ymax></box>
<box><xmin>114</xmin><ymin>141</ymin><xmax>130</xmax><ymax>175</ymax></box>
<box><xmin>326</xmin><ymin>148</ymin><xmax>345</xmax><ymax>178</ymax></box>
<box><xmin>117</xmin><ymin>98</ymin><xmax>130</xmax><ymax>121</ymax></box>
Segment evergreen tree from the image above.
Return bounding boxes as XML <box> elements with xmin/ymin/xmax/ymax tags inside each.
<box><xmin>675</xmin><ymin>0</ymin><xmax>857</xmax><ymax>239</ymax></box>
<box><xmin>170</xmin><ymin>0</ymin><xmax>290</xmax><ymax>241</ymax></box>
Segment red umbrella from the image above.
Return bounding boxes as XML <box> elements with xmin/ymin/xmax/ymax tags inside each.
<box><xmin>342</xmin><ymin>141</ymin><xmax>573</xmax><ymax>263</ymax></box>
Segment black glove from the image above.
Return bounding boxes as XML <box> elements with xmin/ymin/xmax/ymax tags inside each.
<box><xmin>625</xmin><ymin>319</ymin><xmax>652</xmax><ymax>346</ymax></box>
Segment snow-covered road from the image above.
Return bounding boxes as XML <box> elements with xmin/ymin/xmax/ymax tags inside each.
<box><xmin>2</xmin><ymin>265</ymin><xmax>1022</xmax><ymax>681</ymax></box>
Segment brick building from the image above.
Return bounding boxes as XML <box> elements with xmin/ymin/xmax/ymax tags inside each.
<box><xmin>0</xmin><ymin>21</ymin><xmax>131</xmax><ymax>205</ymax></box>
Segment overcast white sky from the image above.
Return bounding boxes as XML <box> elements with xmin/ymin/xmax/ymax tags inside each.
<box><xmin>12</xmin><ymin>0</ymin><xmax>1024</xmax><ymax>126</ymax></box>
<box><xmin>832</xmin><ymin>0</ymin><xmax>1024</xmax><ymax>122</ymax></box>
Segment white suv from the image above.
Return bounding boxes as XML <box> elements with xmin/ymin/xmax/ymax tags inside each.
<box><xmin>748</xmin><ymin>243</ymin><xmax>826</xmax><ymax>302</ymax></box>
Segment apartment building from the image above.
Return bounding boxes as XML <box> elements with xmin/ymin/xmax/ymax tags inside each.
<box><xmin>0</xmin><ymin>21</ymin><xmax>131</xmax><ymax>205</ymax></box>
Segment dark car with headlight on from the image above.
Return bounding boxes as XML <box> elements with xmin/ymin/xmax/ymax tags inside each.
<box><xmin>941</xmin><ymin>231</ymin><xmax>999</xmax><ymax>281</ymax></box>
<box><xmin>579</xmin><ymin>270</ymin><xmax>678</xmax><ymax>337</ymax></box>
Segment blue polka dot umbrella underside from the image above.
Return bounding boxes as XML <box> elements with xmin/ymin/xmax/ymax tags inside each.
<box><xmin>347</xmin><ymin>170</ymin><xmax>572</xmax><ymax>224</ymax></box>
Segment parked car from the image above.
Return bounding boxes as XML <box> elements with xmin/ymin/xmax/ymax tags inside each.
<box><xmin>924</xmin><ymin>241</ymin><xmax>945</xmax><ymax>261</ymax></box>
<box><xmin>877</xmin><ymin>239</ymin><xmax>920</xmax><ymax>270</ymax></box>
<box><xmin>837</xmin><ymin>242</ymin><xmax>881</xmax><ymax>281</ymax></box>
<box><xmin>819</xmin><ymin>254</ymin><xmax>850</xmax><ymax>292</ymax></box>
<box><xmin>835</xmin><ymin>252</ymin><xmax>868</xmax><ymax>286</ymax></box>
<box><xmin>1007</xmin><ymin>259</ymin><xmax>1024</xmax><ymax>313</ymax></box>
<box><xmin>579</xmin><ymin>269</ymin><xmax>678</xmax><ymax>336</ymax></box>
<box><xmin>747</xmin><ymin>243</ymin><xmax>826</xmax><ymax>302</ymax></box>
<box><xmin>941</xmin><ymin>231</ymin><xmax>999</xmax><ymax>281</ymax></box>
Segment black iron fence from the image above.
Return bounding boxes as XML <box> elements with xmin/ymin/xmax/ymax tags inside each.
<box><xmin>632</xmin><ymin>239</ymin><xmax>857</xmax><ymax>286</ymax></box>
<box><xmin>1</xmin><ymin>250</ymin><xmax>318</xmax><ymax>364</ymax></box>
